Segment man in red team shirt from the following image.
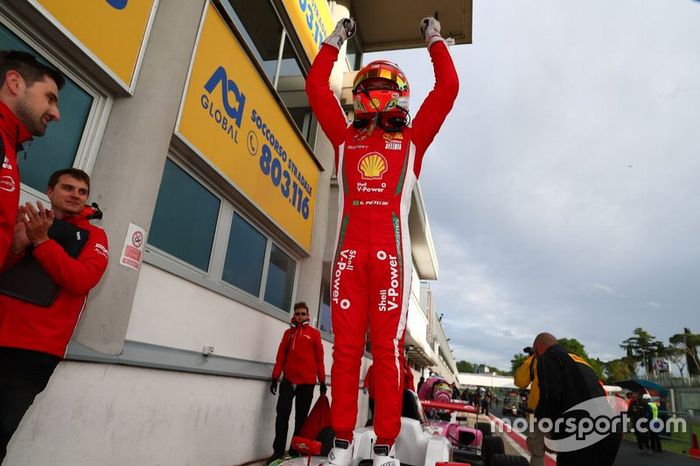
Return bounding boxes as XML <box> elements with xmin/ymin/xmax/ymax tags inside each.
<box><xmin>0</xmin><ymin>50</ymin><xmax>63</xmax><ymax>266</ymax></box>
<box><xmin>306</xmin><ymin>16</ymin><xmax>458</xmax><ymax>466</ymax></box>
<box><xmin>268</xmin><ymin>302</ymin><xmax>326</xmax><ymax>463</ymax></box>
<box><xmin>0</xmin><ymin>168</ymin><xmax>108</xmax><ymax>460</ymax></box>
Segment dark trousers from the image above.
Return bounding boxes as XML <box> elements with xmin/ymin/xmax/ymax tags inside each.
<box><xmin>556</xmin><ymin>434</ymin><xmax>621</xmax><ymax>466</ymax></box>
<box><xmin>480</xmin><ymin>400</ymin><xmax>490</xmax><ymax>415</ymax></box>
<box><xmin>649</xmin><ymin>431</ymin><xmax>662</xmax><ymax>452</ymax></box>
<box><xmin>635</xmin><ymin>429</ymin><xmax>650</xmax><ymax>450</ymax></box>
<box><xmin>0</xmin><ymin>347</ymin><xmax>61</xmax><ymax>461</ymax></box>
<box><xmin>272</xmin><ymin>380</ymin><xmax>314</xmax><ymax>456</ymax></box>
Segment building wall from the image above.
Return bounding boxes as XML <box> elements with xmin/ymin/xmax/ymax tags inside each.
<box><xmin>6</xmin><ymin>362</ymin><xmax>279</xmax><ymax>466</ymax></box>
<box><xmin>1</xmin><ymin>0</ymin><xmax>437</xmax><ymax>463</ymax></box>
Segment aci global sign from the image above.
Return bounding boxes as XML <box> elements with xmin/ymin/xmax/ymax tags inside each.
<box><xmin>178</xmin><ymin>3</ymin><xmax>319</xmax><ymax>251</ymax></box>
<box><xmin>201</xmin><ymin>66</ymin><xmax>246</xmax><ymax>143</ymax></box>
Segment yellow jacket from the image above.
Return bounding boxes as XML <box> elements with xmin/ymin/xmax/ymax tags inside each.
<box><xmin>514</xmin><ymin>353</ymin><xmax>596</xmax><ymax>412</ymax></box>
<box><xmin>514</xmin><ymin>356</ymin><xmax>539</xmax><ymax>410</ymax></box>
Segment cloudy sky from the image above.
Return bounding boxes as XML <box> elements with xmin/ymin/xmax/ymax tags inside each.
<box><xmin>366</xmin><ymin>0</ymin><xmax>700</xmax><ymax>370</ymax></box>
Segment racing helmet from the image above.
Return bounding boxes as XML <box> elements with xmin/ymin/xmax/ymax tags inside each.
<box><xmin>433</xmin><ymin>380</ymin><xmax>452</xmax><ymax>403</ymax></box>
<box><xmin>352</xmin><ymin>60</ymin><xmax>409</xmax><ymax>118</ymax></box>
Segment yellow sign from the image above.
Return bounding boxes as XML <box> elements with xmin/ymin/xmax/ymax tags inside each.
<box><xmin>281</xmin><ymin>0</ymin><xmax>334</xmax><ymax>62</ymax></box>
<box><xmin>34</xmin><ymin>0</ymin><xmax>157</xmax><ymax>89</ymax></box>
<box><xmin>177</xmin><ymin>3</ymin><xmax>319</xmax><ymax>252</ymax></box>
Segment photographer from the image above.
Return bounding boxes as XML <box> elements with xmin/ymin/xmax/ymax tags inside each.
<box><xmin>534</xmin><ymin>333</ymin><xmax>620</xmax><ymax>466</ymax></box>
<box><xmin>514</xmin><ymin>346</ymin><xmax>544</xmax><ymax>466</ymax></box>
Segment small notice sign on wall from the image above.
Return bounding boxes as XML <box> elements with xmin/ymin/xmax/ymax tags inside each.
<box><xmin>120</xmin><ymin>222</ymin><xmax>147</xmax><ymax>270</ymax></box>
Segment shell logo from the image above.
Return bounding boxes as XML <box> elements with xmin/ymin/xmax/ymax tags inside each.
<box><xmin>358</xmin><ymin>153</ymin><xmax>388</xmax><ymax>179</ymax></box>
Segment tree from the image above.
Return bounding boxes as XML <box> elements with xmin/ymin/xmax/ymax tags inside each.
<box><xmin>511</xmin><ymin>353</ymin><xmax>528</xmax><ymax>374</ymax></box>
<box><xmin>670</xmin><ymin>328</ymin><xmax>700</xmax><ymax>376</ymax></box>
<box><xmin>604</xmin><ymin>357</ymin><xmax>636</xmax><ymax>382</ymax></box>
<box><xmin>666</xmin><ymin>345</ymin><xmax>688</xmax><ymax>378</ymax></box>
<box><xmin>558</xmin><ymin>337</ymin><xmax>604</xmax><ymax>379</ymax></box>
<box><xmin>456</xmin><ymin>360</ymin><xmax>476</xmax><ymax>373</ymax></box>
<box><xmin>620</xmin><ymin>327</ymin><xmax>660</xmax><ymax>377</ymax></box>
<box><xmin>558</xmin><ymin>338</ymin><xmax>588</xmax><ymax>358</ymax></box>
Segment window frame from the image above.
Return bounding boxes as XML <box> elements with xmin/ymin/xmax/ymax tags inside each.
<box><xmin>0</xmin><ymin>9</ymin><xmax>113</xmax><ymax>205</ymax></box>
<box><xmin>145</xmin><ymin>152</ymin><xmax>301</xmax><ymax>318</ymax></box>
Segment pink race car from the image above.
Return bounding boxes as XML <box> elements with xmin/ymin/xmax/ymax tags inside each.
<box><xmin>418</xmin><ymin>377</ymin><xmax>504</xmax><ymax>465</ymax></box>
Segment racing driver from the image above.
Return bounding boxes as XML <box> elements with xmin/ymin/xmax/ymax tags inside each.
<box><xmin>305</xmin><ymin>16</ymin><xmax>459</xmax><ymax>466</ymax></box>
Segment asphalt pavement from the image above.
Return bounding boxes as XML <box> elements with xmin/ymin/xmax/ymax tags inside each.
<box><xmin>613</xmin><ymin>439</ymin><xmax>698</xmax><ymax>466</ymax></box>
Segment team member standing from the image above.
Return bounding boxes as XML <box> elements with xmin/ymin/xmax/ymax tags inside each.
<box><xmin>0</xmin><ymin>168</ymin><xmax>108</xmax><ymax>460</ymax></box>
<box><xmin>0</xmin><ymin>51</ymin><xmax>63</xmax><ymax>264</ymax></box>
<box><xmin>535</xmin><ymin>333</ymin><xmax>621</xmax><ymax>466</ymax></box>
<box><xmin>268</xmin><ymin>302</ymin><xmax>326</xmax><ymax>463</ymax></box>
<box><xmin>306</xmin><ymin>16</ymin><xmax>458</xmax><ymax>466</ymax></box>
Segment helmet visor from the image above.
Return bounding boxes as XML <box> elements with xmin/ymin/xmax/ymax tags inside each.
<box><xmin>358</xmin><ymin>78</ymin><xmax>398</xmax><ymax>91</ymax></box>
<box><xmin>354</xmin><ymin>68</ymin><xmax>408</xmax><ymax>92</ymax></box>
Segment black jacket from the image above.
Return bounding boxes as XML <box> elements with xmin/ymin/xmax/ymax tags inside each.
<box><xmin>535</xmin><ymin>344</ymin><xmax>604</xmax><ymax>421</ymax></box>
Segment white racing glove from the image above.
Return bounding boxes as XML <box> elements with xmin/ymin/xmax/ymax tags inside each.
<box><xmin>323</xmin><ymin>18</ymin><xmax>357</xmax><ymax>50</ymax></box>
<box><xmin>420</xmin><ymin>17</ymin><xmax>445</xmax><ymax>49</ymax></box>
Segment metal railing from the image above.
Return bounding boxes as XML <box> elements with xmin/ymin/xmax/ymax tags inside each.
<box><xmin>646</xmin><ymin>373</ymin><xmax>700</xmax><ymax>387</ymax></box>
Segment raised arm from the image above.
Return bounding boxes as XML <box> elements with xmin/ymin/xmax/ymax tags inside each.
<box><xmin>305</xmin><ymin>19</ymin><xmax>357</xmax><ymax>151</ymax></box>
<box><xmin>412</xmin><ymin>18</ymin><xmax>460</xmax><ymax>176</ymax></box>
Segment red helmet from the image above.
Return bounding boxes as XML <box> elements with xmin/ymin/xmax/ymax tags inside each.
<box><xmin>352</xmin><ymin>60</ymin><xmax>409</xmax><ymax>118</ymax></box>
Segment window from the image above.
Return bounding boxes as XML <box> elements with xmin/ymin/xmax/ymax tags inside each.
<box><xmin>286</xmin><ymin>107</ymin><xmax>316</xmax><ymax>144</ymax></box>
<box><xmin>222</xmin><ymin>213</ymin><xmax>266</xmax><ymax>297</ymax></box>
<box><xmin>0</xmin><ymin>22</ymin><xmax>94</xmax><ymax>192</ymax></box>
<box><xmin>149</xmin><ymin>159</ymin><xmax>220</xmax><ymax>272</ymax></box>
<box><xmin>346</xmin><ymin>35</ymin><xmax>363</xmax><ymax>71</ymax></box>
<box><xmin>318</xmin><ymin>280</ymin><xmax>332</xmax><ymax>333</ymax></box>
<box><xmin>223</xmin><ymin>0</ymin><xmax>303</xmax><ymax>84</ymax></box>
<box><xmin>264</xmin><ymin>244</ymin><xmax>295</xmax><ymax>311</ymax></box>
<box><xmin>276</xmin><ymin>33</ymin><xmax>303</xmax><ymax>81</ymax></box>
<box><xmin>147</xmin><ymin>157</ymin><xmax>299</xmax><ymax>314</ymax></box>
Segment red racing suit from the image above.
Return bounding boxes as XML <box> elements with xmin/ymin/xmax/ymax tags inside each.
<box><xmin>0</xmin><ymin>206</ymin><xmax>109</xmax><ymax>357</ymax></box>
<box><xmin>272</xmin><ymin>320</ymin><xmax>326</xmax><ymax>385</ymax></box>
<box><xmin>0</xmin><ymin>101</ymin><xmax>32</xmax><ymax>266</ymax></box>
<box><xmin>306</xmin><ymin>41</ymin><xmax>458</xmax><ymax>445</ymax></box>
<box><xmin>365</xmin><ymin>361</ymin><xmax>414</xmax><ymax>399</ymax></box>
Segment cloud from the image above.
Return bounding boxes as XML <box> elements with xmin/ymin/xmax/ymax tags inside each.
<box><xmin>368</xmin><ymin>0</ymin><xmax>700</xmax><ymax>370</ymax></box>
<box><xmin>587</xmin><ymin>283</ymin><xmax>616</xmax><ymax>296</ymax></box>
